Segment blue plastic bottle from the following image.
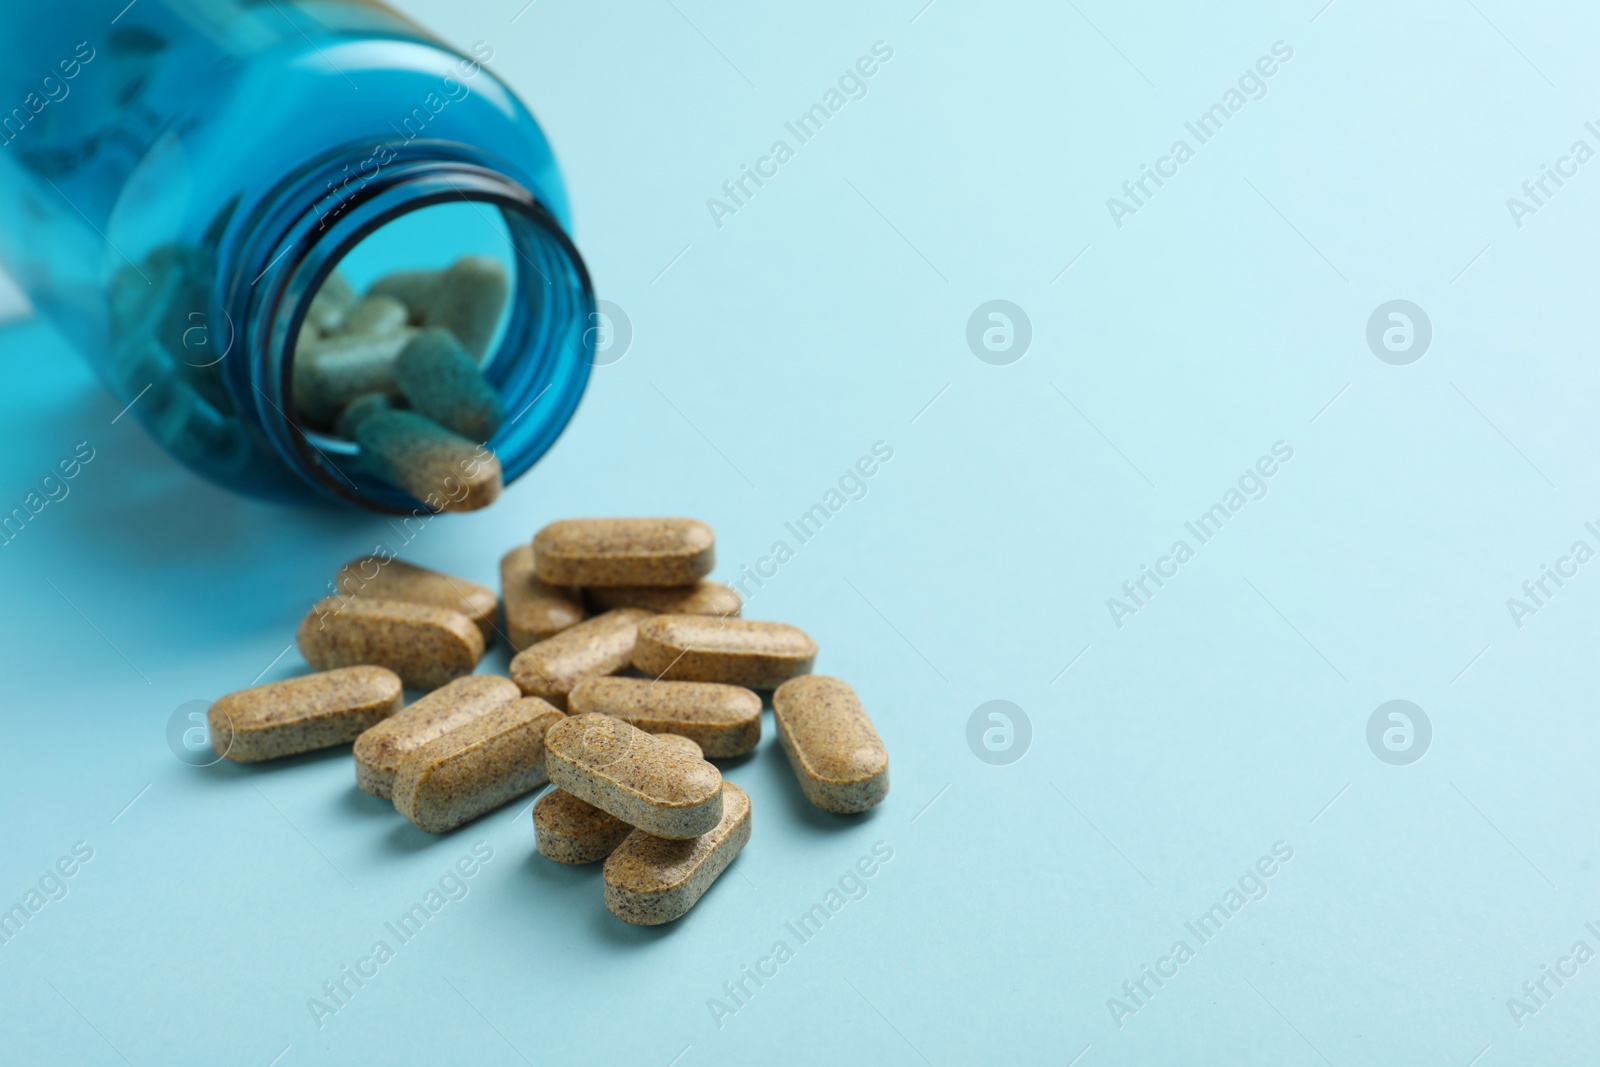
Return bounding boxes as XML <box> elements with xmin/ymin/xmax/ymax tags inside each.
<box><xmin>0</xmin><ymin>0</ymin><xmax>594</xmax><ymax>510</ymax></box>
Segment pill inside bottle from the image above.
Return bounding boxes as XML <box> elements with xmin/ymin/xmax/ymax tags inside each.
<box><xmin>285</xmin><ymin>200</ymin><xmax>588</xmax><ymax>513</ymax></box>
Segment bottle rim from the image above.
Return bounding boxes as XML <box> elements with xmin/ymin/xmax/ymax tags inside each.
<box><xmin>227</xmin><ymin>139</ymin><xmax>595</xmax><ymax>512</ymax></box>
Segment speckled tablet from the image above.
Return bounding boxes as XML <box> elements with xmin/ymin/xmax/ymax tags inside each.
<box><xmin>352</xmin><ymin>674</ymin><xmax>520</xmax><ymax>799</ymax></box>
<box><xmin>567</xmin><ymin>676</ymin><xmax>761</xmax><ymax>757</ymax></box>
<box><xmin>508</xmin><ymin>608</ymin><xmax>650</xmax><ymax>710</ymax></box>
<box><xmin>391</xmin><ymin>697</ymin><xmax>564</xmax><ymax>832</ymax></box>
<box><xmin>336</xmin><ymin>557</ymin><xmax>497</xmax><ymax>643</ymax></box>
<box><xmin>297</xmin><ymin>596</ymin><xmax>483</xmax><ymax>691</ymax></box>
<box><xmin>209</xmin><ymin>666</ymin><xmax>403</xmax><ymax>762</ymax></box>
<box><xmin>771</xmin><ymin>675</ymin><xmax>888</xmax><ymax>814</ymax></box>
<box><xmin>499</xmin><ymin>544</ymin><xmax>584</xmax><ymax>652</ymax></box>
<box><xmin>604</xmin><ymin>782</ymin><xmax>751</xmax><ymax>925</ymax></box>
<box><xmin>533</xmin><ymin>790</ymin><xmax>632</xmax><ymax>865</ymax></box>
<box><xmin>544</xmin><ymin>714</ymin><xmax>723</xmax><ymax>840</ymax></box>
<box><xmin>585</xmin><ymin>581</ymin><xmax>740</xmax><ymax>617</ymax></box>
<box><xmin>632</xmin><ymin>615</ymin><xmax>815</xmax><ymax>687</ymax></box>
<box><xmin>533</xmin><ymin>518</ymin><xmax>714</xmax><ymax>587</ymax></box>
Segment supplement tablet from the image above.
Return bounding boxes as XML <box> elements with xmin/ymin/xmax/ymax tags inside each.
<box><xmin>533</xmin><ymin>789</ymin><xmax>631</xmax><ymax>865</ymax></box>
<box><xmin>771</xmin><ymin>675</ymin><xmax>889</xmax><ymax>814</ymax></box>
<box><xmin>393</xmin><ymin>327</ymin><xmax>504</xmax><ymax>442</ymax></box>
<box><xmin>208</xmin><ymin>666</ymin><xmax>403</xmax><ymax>763</ymax></box>
<box><xmin>567</xmin><ymin>676</ymin><xmax>761</xmax><ymax>758</ymax></box>
<box><xmin>499</xmin><ymin>544</ymin><xmax>585</xmax><ymax>652</ymax></box>
<box><xmin>632</xmin><ymin>615</ymin><xmax>816</xmax><ymax>687</ymax></box>
<box><xmin>603</xmin><ymin>782</ymin><xmax>752</xmax><ymax>926</ymax></box>
<box><xmin>392</xmin><ymin>697</ymin><xmax>565</xmax><ymax>832</ymax></box>
<box><xmin>334</xmin><ymin>294</ymin><xmax>408</xmax><ymax>338</ymax></box>
<box><xmin>508</xmin><ymin>608</ymin><xmax>651</xmax><ymax>710</ymax></box>
<box><xmin>545</xmin><ymin>714</ymin><xmax>724</xmax><ymax>840</ymax></box>
<box><xmin>355</xmin><ymin>409</ymin><xmax>503</xmax><ymax>512</ymax></box>
<box><xmin>533</xmin><ymin>518</ymin><xmax>714</xmax><ymax>588</ymax></box>
<box><xmin>352</xmin><ymin>674</ymin><xmax>521</xmax><ymax>799</ymax></box>
<box><xmin>421</xmin><ymin>256</ymin><xmax>509</xmax><ymax>359</ymax></box>
<box><xmin>369</xmin><ymin>257</ymin><xmax>509</xmax><ymax>358</ymax></box>
<box><xmin>336</xmin><ymin>557</ymin><xmax>498</xmax><ymax>643</ymax></box>
<box><xmin>297</xmin><ymin>596</ymin><xmax>484</xmax><ymax>691</ymax></box>
<box><xmin>652</xmin><ymin>733</ymin><xmax>704</xmax><ymax>759</ymax></box>
<box><xmin>293</xmin><ymin>329</ymin><xmax>415</xmax><ymax>426</ymax></box>
<box><xmin>585</xmin><ymin>580</ymin><xmax>741</xmax><ymax>618</ymax></box>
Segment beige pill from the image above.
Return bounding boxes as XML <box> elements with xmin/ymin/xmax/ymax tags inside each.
<box><xmin>585</xmin><ymin>581</ymin><xmax>741</xmax><ymax>618</ymax></box>
<box><xmin>604</xmin><ymin>782</ymin><xmax>751</xmax><ymax>926</ymax></box>
<box><xmin>334</xmin><ymin>294</ymin><xmax>409</xmax><ymax>337</ymax></box>
<box><xmin>305</xmin><ymin>270</ymin><xmax>356</xmax><ymax>332</ymax></box>
<box><xmin>352</xmin><ymin>674</ymin><xmax>521</xmax><ymax>798</ymax></box>
<box><xmin>297</xmin><ymin>596</ymin><xmax>484</xmax><ymax>692</ymax></box>
<box><xmin>425</xmin><ymin>256</ymin><xmax>509</xmax><ymax>359</ymax></box>
<box><xmin>355</xmin><ymin>409</ymin><xmax>503</xmax><ymax>512</ymax></box>
<box><xmin>208</xmin><ymin>666</ymin><xmax>403</xmax><ymax>762</ymax></box>
<box><xmin>567</xmin><ymin>676</ymin><xmax>761</xmax><ymax>758</ymax></box>
<box><xmin>508</xmin><ymin>608</ymin><xmax>651</xmax><ymax>710</ymax></box>
<box><xmin>772</xmin><ymin>675</ymin><xmax>888</xmax><ymax>814</ymax></box>
<box><xmin>633</xmin><ymin>615</ymin><xmax>816</xmax><ymax>687</ymax></box>
<box><xmin>545</xmin><ymin>714</ymin><xmax>723</xmax><ymax>839</ymax></box>
<box><xmin>653</xmin><ymin>733</ymin><xmax>703</xmax><ymax>758</ymax></box>
<box><xmin>533</xmin><ymin>790</ymin><xmax>631</xmax><ymax>865</ymax></box>
<box><xmin>293</xmin><ymin>328</ymin><xmax>416</xmax><ymax>426</ymax></box>
<box><xmin>366</xmin><ymin>268</ymin><xmax>438</xmax><ymax>316</ymax></box>
<box><xmin>534</xmin><ymin>518</ymin><xmax>714</xmax><ymax>588</ymax></box>
<box><xmin>500</xmin><ymin>544</ymin><xmax>585</xmax><ymax>652</ymax></box>
<box><xmin>391</xmin><ymin>697</ymin><xmax>564</xmax><ymax>832</ymax></box>
<box><xmin>336</xmin><ymin>557</ymin><xmax>497</xmax><ymax>644</ymax></box>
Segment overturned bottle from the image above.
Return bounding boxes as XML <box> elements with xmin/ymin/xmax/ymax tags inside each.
<box><xmin>0</xmin><ymin>0</ymin><xmax>597</xmax><ymax>512</ymax></box>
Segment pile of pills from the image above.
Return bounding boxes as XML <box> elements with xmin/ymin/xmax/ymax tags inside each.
<box><xmin>294</xmin><ymin>259</ymin><xmax>509</xmax><ymax>510</ymax></box>
<box><xmin>206</xmin><ymin>517</ymin><xmax>890</xmax><ymax>925</ymax></box>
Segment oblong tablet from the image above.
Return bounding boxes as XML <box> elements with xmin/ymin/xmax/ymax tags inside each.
<box><xmin>500</xmin><ymin>544</ymin><xmax>584</xmax><ymax>652</ymax></box>
<box><xmin>336</xmin><ymin>557</ymin><xmax>497</xmax><ymax>643</ymax></box>
<box><xmin>298</xmin><ymin>596</ymin><xmax>483</xmax><ymax>691</ymax></box>
<box><xmin>533</xmin><ymin>790</ymin><xmax>631</xmax><ymax>865</ymax></box>
<box><xmin>772</xmin><ymin>675</ymin><xmax>889</xmax><ymax>814</ymax></box>
<box><xmin>508</xmin><ymin>608</ymin><xmax>651</xmax><ymax>710</ymax></box>
<box><xmin>353</xmin><ymin>674</ymin><xmax>520</xmax><ymax>798</ymax></box>
<box><xmin>585</xmin><ymin>581</ymin><xmax>740</xmax><ymax>618</ymax></box>
<box><xmin>354</xmin><ymin>409</ymin><xmax>502</xmax><ymax>512</ymax></box>
<box><xmin>632</xmin><ymin>615</ymin><xmax>816</xmax><ymax>687</ymax></box>
<box><xmin>209</xmin><ymin>666</ymin><xmax>403</xmax><ymax>762</ymax></box>
<box><xmin>653</xmin><ymin>733</ymin><xmax>703</xmax><ymax>758</ymax></box>
<box><xmin>533</xmin><ymin>518</ymin><xmax>714</xmax><ymax>587</ymax></box>
<box><xmin>392</xmin><ymin>697</ymin><xmax>564</xmax><ymax>832</ymax></box>
<box><xmin>604</xmin><ymin>782</ymin><xmax>751</xmax><ymax>925</ymax></box>
<box><xmin>544</xmin><ymin>714</ymin><xmax>723</xmax><ymax>839</ymax></box>
<box><xmin>567</xmin><ymin>677</ymin><xmax>761</xmax><ymax>758</ymax></box>
<box><xmin>393</xmin><ymin>327</ymin><xmax>503</xmax><ymax>442</ymax></box>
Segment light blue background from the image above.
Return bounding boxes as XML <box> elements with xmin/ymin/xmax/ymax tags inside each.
<box><xmin>3</xmin><ymin>1</ymin><xmax>1599</xmax><ymax>1064</ymax></box>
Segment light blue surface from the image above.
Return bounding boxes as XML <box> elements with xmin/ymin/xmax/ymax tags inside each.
<box><xmin>3</xmin><ymin>1</ymin><xmax>1599</xmax><ymax>1064</ymax></box>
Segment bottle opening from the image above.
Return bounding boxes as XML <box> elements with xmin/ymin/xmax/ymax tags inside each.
<box><xmin>245</xmin><ymin>153</ymin><xmax>595</xmax><ymax>513</ymax></box>
<box><xmin>292</xmin><ymin>200</ymin><xmax>516</xmax><ymax>487</ymax></box>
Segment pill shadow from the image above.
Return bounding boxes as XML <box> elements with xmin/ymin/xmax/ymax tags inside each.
<box><xmin>762</xmin><ymin>740</ymin><xmax>881</xmax><ymax>833</ymax></box>
<box><xmin>205</xmin><ymin>744</ymin><xmax>353</xmax><ymax>778</ymax></box>
<box><xmin>520</xmin><ymin>848</ymin><xmax>596</xmax><ymax>893</ymax></box>
<box><xmin>709</xmin><ymin>750</ymin><xmax>757</xmax><ymax>773</ymax></box>
<box><xmin>339</xmin><ymin>782</ymin><xmax>397</xmax><ymax>819</ymax></box>
<box><xmin>382</xmin><ymin>819</ymin><xmax>458</xmax><ymax>855</ymax></box>
<box><xmin>589</xmin><ymin>898</ymin><xmax>677</xmax><ymax>945</ymax></box>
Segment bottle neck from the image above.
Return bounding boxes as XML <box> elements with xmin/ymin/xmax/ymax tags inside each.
<box><xmin>222</xmin><ymin>140</ymin><xmax>594</xmax><ymax>511</ymax></box>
